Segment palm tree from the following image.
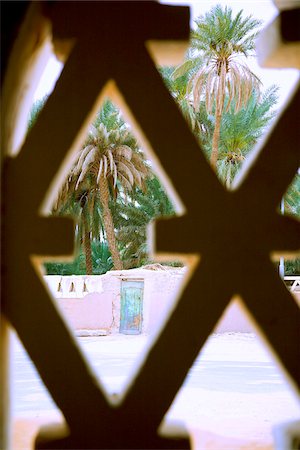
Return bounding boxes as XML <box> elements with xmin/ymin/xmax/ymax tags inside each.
<box><xmin>173</xmin><ymin>4</ymin><xmax>262</xmax><ymax>169</ymax></box>
<box><xmin>113</xmin><ymin>176</ymin><xmax>175</xmax><ymax>268</ymax></box>
<box><xmin>160</xmin><ymin>66</ymin><xmax>213</xmax><ymax>146</ymax></box>
<box><xmin>160</xmin><ymin>66</ymin><xmax>199</xmax><ymax>134</ymax></box>
<box><xmin>68</xmin><ymin>101</ymin><xmax>149</xmax><ymax>270</ymax></box>
<box><xmin>53</xmin><ymin>185</ymin><xmax>104</xmax><ymax>274</ymax></box>
<box><xmin>28</xmin><ymin>97</ymin><xmax>100</xmax><ymax>275</ymax></box>
<box><xmin>29</xmin><ymin>99</ymin><xmax>149</xmax><ymax>274</ymax></box>
<box><xmin>216</xmin><ymin>85</ymin><xmax>278</xmax><ymax>187</ymax></box>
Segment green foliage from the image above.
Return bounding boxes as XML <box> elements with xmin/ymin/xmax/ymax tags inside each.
<box><xmin>44</xmin><ymin>255</ymin><xmax>86</xmax><ymax>276</ymax></box>
<box><xmin>220</xmin><ymin>86</ymin><xmax>278</xmax><ymax>151</ymax></box>
<box><xmin>44</xmin><ymin>241</ymin><xmax>113</xmax><ymax>275</ymax></box>
<box><xmin>283</xmin><ymin>174</ymin><xmax>300</xmax><ymax>276</ymax></box>
<box><xmin>192</xmin><ymin>4</ymin><xmax>261</xmax><ymax>56</ymax></box>
<box><xmin>93</xmin><ymin>100</ymin><xmax>139</xmax><ymax>150</ymax></box>
<box><xmin>284</xmin><ymin>173</ymin><xmax>300</xmax><ymax>217</ymax></box>
<box><xmin>216</xmin><ymin>86</ymin><xmax>279</xmax><ymax>186</ymax></box>
<box><xmin>284</xmin><ymin>258</ymin><xmax>300</xmax><ymax>276</ymax></box>
<box><xmin>113</xmin><ymin>176</ymin><xmax>175</xmax><ymax>268</ymax></box>
<box><xmin>160</xmin><ymin>66</ymin><xmax>213</xmax><ymax>141</ymax></box>
<box><xmin>28</xmin><ymin>96</ymin><xmax>47</xmax><ymax>130</ymax></box>
<box><xmin>91</xmin><ymin>241</ymin><xmax>113</xmax><ymax>274</ymax></box>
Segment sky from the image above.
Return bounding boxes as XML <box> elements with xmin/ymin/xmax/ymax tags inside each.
<box><xmin>34</xmin><ymin>0</ymin><xmax>299</xmax><ymax>108</ymax></box>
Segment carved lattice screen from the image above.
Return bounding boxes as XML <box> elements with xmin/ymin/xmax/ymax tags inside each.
<box><xmin>1</xmin><ymin>2</ymin><xmax>299</xmax><ymax>449</ymax></box>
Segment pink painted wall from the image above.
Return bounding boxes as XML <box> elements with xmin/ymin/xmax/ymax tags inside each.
<box><xmin>57</xmin><ymin>293</ymin><xmax>113</xmax><ymax>331</ymax></box>
<box><xmin>48</xmin><ymin>271</ymin><xmax>300</xmax><ymax>334</ymax></box>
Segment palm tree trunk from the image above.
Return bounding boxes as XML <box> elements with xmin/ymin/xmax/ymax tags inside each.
<box><xmin>211</xmin><ymin>112</ymin><xmax>222</xmax><ymax>170</ymax></box>
<box><xmin>82</xmin><ymin>212</ymin><xmax>93</xmax><ymax>275</ymax></box>
<box><xmin>99</xmin><ymin>175</ymin><xmax>123</xmax><ymax>270</ymax></box>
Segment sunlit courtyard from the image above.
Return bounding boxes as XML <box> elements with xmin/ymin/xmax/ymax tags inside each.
<box><xmin>12</xmin><ymin>331</ymin><xmax>300</xmax><ymax>449</ymax></box>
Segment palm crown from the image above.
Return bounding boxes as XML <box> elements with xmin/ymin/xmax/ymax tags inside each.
<box><xmin>73</xmin><ymin>120</ymin><xmax>148</xmax><ymax>196</ymax></box>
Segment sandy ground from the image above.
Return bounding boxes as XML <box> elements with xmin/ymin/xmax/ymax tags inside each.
<box><xmin>10</xmin><ymin>332</ymin><xmax>300</xmax><ymax>449</ymax></box>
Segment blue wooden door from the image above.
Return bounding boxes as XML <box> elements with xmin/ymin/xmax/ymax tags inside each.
<box><xmin>120</xmin><ymin>280</ymin><xmax>144</xmax><ymax>334</ymax></box>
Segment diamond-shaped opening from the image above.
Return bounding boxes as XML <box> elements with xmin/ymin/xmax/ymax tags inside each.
<box><xmin>36</xmin><ymin>87</ymin><xmax>188</xmax><ymax>403</ymax></box>
<box><xmin>33</xmin><ymin>55</ymin><xmax>63</xmax><ymax>104</ymax></box>
<box><xmin>280</xmin><ymin>171</ymin><xmax>300</xmax><ymax>222</ymax></box>
<box><xmin>4</xmin><ymin>44</ymin><xmax>63</xmax><ymax>159</ymax></box>
<box><xmin>281</xmin><ymin>254</ymin><xmax>300</xmax><ymax>311</ymax></box>
<box><xmin>275</xmin><ymin>170</ymin><xmax>299</xmax><ymax>293</ymax></box>
<box><xmin>159</xmin><ymin>297</ymin><xmax>300</xmax><ymax>449</ymax></box>
<box><xmin>158</xmin><ymin>1</ymin><xmax>299</xmax><ymax>190</ymax></box>
<box><xmin>27</xmin><ymin>55</ymin><xmax>63</xmax><ymax>133</ymax></box>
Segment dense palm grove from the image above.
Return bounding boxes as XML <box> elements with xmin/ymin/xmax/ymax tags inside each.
<box><xmin>29</xmin><ymin>5</ymin><xmax>299</xmax><ymax>275</ymax></box>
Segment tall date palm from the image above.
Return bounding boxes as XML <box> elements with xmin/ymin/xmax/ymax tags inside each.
<box><xmin>68</xmin><ymin>102</ymin><xmax>149</xmax><ymax>270</ymax></box>
<box><xmin>174</xmin><ymin>5</ymin><xmax>262</xmax><ymax>169</ymax></box>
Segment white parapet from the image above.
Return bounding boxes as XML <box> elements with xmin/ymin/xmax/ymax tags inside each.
<box><xmin>284</xmin><ymin>276</ymin><xmax>300</xmax><ymax>292</ymax></box>
<box><xmin>44</xmin><ymin>275</ymin><xmax>103</xmax><ymax>298</ymax></box>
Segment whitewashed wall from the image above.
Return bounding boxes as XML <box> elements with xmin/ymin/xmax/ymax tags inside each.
<box><xmin>44</xmin><ymin>270</ymin><xmax>300</xmax><ymax>335</ymax></box>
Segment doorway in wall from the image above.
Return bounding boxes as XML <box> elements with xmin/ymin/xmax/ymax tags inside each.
<box><xmin>120</xmin><ymin>280</ymin><xmax>144</xmax><ymax>334</ymax></box>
